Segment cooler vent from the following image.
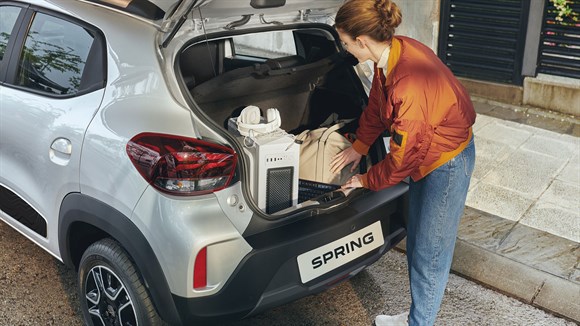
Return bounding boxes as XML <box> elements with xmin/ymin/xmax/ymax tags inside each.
<box><xmin>266</xmin><ymin>167</ymin><xmax>294</xmax><ymax>214</ymax></box>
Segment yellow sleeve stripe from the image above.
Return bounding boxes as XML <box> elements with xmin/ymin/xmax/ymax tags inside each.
<box><xmin>418</xmin><ymin>127</ymin><xmax>473</xmax><ymax>177</ymax></box>
<box><xmin>390</xmin><ymin>128</ymin><xmax>408</xmax><ymax>167</ymax></box>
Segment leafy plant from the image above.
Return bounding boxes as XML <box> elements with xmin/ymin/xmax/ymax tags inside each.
<box><xmin>549</xmin><ymin>0</ymin><xmax>578</xmax><ymax>22</ymax></box>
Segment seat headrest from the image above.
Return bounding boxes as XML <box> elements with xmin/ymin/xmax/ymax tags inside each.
<box><xmin>265</xmin><ymin>55</ymin><xmax>306</xmax><ymax>70</ymax></box>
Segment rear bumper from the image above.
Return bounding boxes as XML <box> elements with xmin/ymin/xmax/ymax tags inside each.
<box><xmin>172</xmin><ymin>186</ymin><xmax>408</xmax><ymax>324</ymax></box>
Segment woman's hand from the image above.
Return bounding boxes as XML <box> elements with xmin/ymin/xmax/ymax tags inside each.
<box><xmin>342</xmin><ymin>174</ymin><xmax>363</xmax><ymax>189</ymax></box>
<box><xmin>330</xmin><ymin>146</ymin><xmax>362</xmax><ymax>174</ymax></box>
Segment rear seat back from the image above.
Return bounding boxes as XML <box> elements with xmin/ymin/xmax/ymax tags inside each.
<box><xmin>191</xmin><ymin>56</ymin><xmax>338</xmax><ymax>132</ymax></box>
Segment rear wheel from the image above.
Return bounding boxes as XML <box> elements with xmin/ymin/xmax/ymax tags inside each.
<box><xmin>78</xmin><ymin>238</ymin><xmax>162</xmax><ymax>326</ymax></box>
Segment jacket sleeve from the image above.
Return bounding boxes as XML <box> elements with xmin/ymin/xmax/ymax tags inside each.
<box><xmin>352</xmin><ymin>69</ymin><xmax>389</xmax><ymax>155</ymax></box>
<box><xmin>360</xmin><ymin>77</ymin><xmax>434</xmax><ymax>191</ymax></box>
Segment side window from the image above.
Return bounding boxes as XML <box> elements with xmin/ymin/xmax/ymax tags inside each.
<box><xmin>0</xmin><ymin>6</ymin><xmax>22</xmax><ymax>66</ymax></box>
<box><xmin>231</xmin><ymin>30</ymin><xmax>297</xmax><ymax>59</ymax></box>
<box><xmin>15</xmin><ymin>12</ymin><xmax>94</xmax><ymax>96</ymax></box>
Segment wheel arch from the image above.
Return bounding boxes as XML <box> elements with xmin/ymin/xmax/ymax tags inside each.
<box><xmin>58</xmin><ymin>192</ymin><xmax>182</xmax><ymax>325</ymax></box>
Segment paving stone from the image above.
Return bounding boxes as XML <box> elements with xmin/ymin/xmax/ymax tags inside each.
<box><xmin>466</xmin><ymin>182</ymin><xmax>534</xmax><ymax>221</ymax></box>
<box><xmin>471</xmin><ymin>136</ymin><xmax>514</xmax><ymax>180</ymax></box>
<box><xmin>520</xmin><ymin>134</ymin><xmax>577</xmax><ymax>159</ymax></box>
<box><xmin>570</xmin><ymin>265</ymin><xmax>580</xmax><ymax>283</ymax></box>
<box><xmin>476</xmin><ymin>122</ymin><xmax>532</xmax><ymax>149</ymax></box>
<box><xmin>459</xmin><ymin>207</ymin><xmax>516</xmax><ymax>251</ymax></box>
<box><xmin>468</xmin><ymin>177</ymin><xmax>479</xmax><ymax>192</ymax></box>
<box><xmin>482</xmin><ymin>149</ymin><xmax>567</xmax><ymax>198</ymax></box>
<box><xmin>472</xmin><ymin>114</ymin><xmax>495</xmax><ymax>133</ymax></box>
<box><xmin>473</xmin><ymin>136</ymin><xmax>513</xmax><ymax>161</ymax></box>
<box><xmin>519</xmin><ymin>123</ymin><xmax>568</xmax><ymax>139</ymax></box>
<box><xmin>472</xmin><ymin>159</ymin><xmax>494</xmax><ymax>181</ymax></box>
<box><xmin>520</xmin><ymin>202</ymin><xmax>580</xmax><ymax>243</ymax></box>
<box><xmin>500</xmin><ymin>118</ymin><xmax>564</xmax><ymax>139</ymax></box>
<box><xmin>556</xmin><ymin>160</ymin><xmax>580</xmax><ymax>185</ymax></box>
<box><xmin>538</xmin><ymin>180</ymin><xmax>580</xmax><ymax>212</ymax></box>
<box><xmin>497</xmin><ymin>224</ymin><xmax>579</xmax><ymax>280</ymax></box>
<box><xmin>559</xmin><ymin>133</ymin><xmax>580</xmax><ymax>145</ymax></box>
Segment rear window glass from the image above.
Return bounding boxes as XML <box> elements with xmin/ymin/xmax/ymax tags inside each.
<box><xmin>15</xmin><ymin>12</ymin><xmax>94</xmax><ymax>96</ymax></box>
<box><xmin>0</xmin><ymin>6</ymin><xmax>21</xmax><ymax>64</ymax></box>
<box><xmin>232</xmin><ymin>30</ymin><xmax>296</xmax><ymax>59</ymax></box>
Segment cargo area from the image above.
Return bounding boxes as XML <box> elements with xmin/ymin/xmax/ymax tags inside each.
<box><xmin>179</xmin><ymin>27</ymin><xmax>387</xmax><ymax>214</ymax></box>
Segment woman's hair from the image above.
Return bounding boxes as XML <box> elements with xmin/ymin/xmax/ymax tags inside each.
<box><xmin>335</xmin><ymin>0</ymin><xmax>402</xmax><ymax>42</ymax></box>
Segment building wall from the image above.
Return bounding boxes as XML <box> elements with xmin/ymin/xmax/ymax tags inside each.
<box><xmin>395</xmin><ymin>0</ymin><xmax>441</xmax><ymax>52</ymax></box>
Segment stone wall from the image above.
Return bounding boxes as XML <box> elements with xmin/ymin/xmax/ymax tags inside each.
<box><xmin>394</xmin><ymin>0</ymin><xmax>441</xmax><ymax>52</ymax></box>
<box><xmin>524</xmin><ymin>75</ymin><xmax>580</xmax><ymax>117</ymax></box>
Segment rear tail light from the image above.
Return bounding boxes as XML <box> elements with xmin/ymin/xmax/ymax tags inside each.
<box><xmin>193</xmin><ymin>247</ymin><xmax>207</xmax><ymax>290</ymax></box>
<box><xmin>126</xmin><ymin>133</ymin><xmax>237</xmax><ymax>196</ymax></box>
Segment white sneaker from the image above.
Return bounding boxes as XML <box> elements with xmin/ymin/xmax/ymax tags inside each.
<box><xmin>374</xmin><ymin>312</ymin><xmax>409</xmax><ymax>326</ymax></box>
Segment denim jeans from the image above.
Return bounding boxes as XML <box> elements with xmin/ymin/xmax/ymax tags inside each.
<box><xmin>406</xmin><ymin>136</ymin><xmax>475</xmax><ymax>326</ymax></box>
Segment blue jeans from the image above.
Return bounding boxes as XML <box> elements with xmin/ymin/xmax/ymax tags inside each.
<box><xmin>406</xmin><ymin>136</ymin><xmax>475</xmax><ymax>326</ymax></box>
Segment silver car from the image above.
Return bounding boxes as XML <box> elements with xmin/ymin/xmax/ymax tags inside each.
<box><xmin>0</xmin><ymin>0</ymin><xmax>408</xmax><ymax>324</ymax></box>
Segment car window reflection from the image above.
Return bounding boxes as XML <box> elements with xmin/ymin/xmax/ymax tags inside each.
<box><xmin>0</xmin><ymin>6</ymin><xmax>22</xmax><ymax>65</ymax></box>
<box><xmin>16</xmin><ymin>13</ymin><xmax>93</xmax><ymax>95</ymax></box>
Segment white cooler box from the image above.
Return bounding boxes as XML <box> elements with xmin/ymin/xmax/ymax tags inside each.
<box><xmin>228</xmin><ymin>118</ymin><xmax>300</xmax><ymax>214</ymax></box>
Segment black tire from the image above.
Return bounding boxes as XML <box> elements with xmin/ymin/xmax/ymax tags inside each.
<box><xmin>78</xmin><ymin>238</ymin><xmax>163</xmax><ymax>326</ymax></box>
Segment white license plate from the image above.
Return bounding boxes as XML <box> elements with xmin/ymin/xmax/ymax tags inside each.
<box><xmin>297</xmin><ymin>221</ymin><xmax>384</xmax><ymax>283</ymax></box>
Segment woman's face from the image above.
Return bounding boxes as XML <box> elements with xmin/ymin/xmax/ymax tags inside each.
<box><xmin>337</xmin><ymin>29</ymin><xmax>371</xmax><ymax>63</ymax></box>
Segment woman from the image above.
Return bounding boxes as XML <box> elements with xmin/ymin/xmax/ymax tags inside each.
<box><xmin>329</xmin><ymin>1</ymin><xmax>476</xmax><ymax>325</ymax></box>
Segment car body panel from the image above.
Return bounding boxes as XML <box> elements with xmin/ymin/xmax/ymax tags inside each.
<box><xmin>171</xmin><ymin>183</ymin><xmax>408</xmax><ymax>323</ymax></box>
<box><xmin>132</xmin><ymin>184</ymin><xmax>253</xmax><ymax>298</ymax></box>
<box><xmin>0</xmin><ymin>84</ymin><xmax>105</xmax><ymax>255</ymax></box>
<box><xmin>76</xmin><ymin>0</ymin><xmax>200</xmax><ymax>219</ymax></box>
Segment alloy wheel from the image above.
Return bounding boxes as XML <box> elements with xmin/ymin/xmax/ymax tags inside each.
<box><xmin>85</xmin><ymin>265</ymin><xmax>138</xmax><ymax>326</ymax></box>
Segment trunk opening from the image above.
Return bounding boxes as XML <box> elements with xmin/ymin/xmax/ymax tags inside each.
<box><xmin>179</xmin><ymin>26</ymin><xmax>387</xmax><ymax>215</ymax></box>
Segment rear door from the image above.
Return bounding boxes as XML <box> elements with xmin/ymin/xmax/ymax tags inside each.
<box><xmin>0</xmin><ymin>6</ymin><xmax>106</xmax><ymax>255</ymax></box>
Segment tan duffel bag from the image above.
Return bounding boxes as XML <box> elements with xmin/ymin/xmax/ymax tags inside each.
<box><xmin>296</xmin><ymin>122</ymin><xmax>358</xmax><ymax>185</ymax></box>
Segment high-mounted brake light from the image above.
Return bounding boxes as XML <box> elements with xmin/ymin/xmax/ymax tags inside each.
<box><xmin>126</xmin><ymin>133</ymin><xmax>237</xmax><ymax>196</ymax></box>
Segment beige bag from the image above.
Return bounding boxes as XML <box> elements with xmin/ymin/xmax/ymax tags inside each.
<box><xmin>296</xmin><ymin>122</ymin><xmax>358</xmax><ymax>185</ymax></box>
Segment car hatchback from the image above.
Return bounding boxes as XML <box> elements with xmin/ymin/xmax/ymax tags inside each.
<box><xmin>0</xmin><ymin>0</ymin><xmax>408</xmax><ymax>324</ymax></box>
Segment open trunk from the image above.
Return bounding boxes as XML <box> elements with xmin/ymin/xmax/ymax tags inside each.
<box><xmin>179</xmin><ymin>26</ymin><xmax>388</xmax><ymax>215</ymax></box>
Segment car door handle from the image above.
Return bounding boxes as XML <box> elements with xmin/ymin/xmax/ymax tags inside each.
<box><xmin>50</xmin><ymin>138</ymin><xmax>72</xmax><ymax>166</ymax></box>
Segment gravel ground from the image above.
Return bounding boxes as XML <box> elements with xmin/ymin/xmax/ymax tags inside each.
<box><xmin>0</xmin><ymin>222</ymin><xmax>81</xmax><ymax>325</ymax></box>
<box><xmin>228</xmin><ymin>247</ymin><xmax>575</xmax><ymax>326</ymax></box>
<box><xmin>0</xmin><ymin>220</ymin><xmax>574</xmax><ymax>326</ymax></box>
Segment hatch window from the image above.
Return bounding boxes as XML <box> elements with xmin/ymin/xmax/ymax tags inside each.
<box><xmin>231</xmin><ymin>30</ymin><xmax>297</xmax><ymax>59</ymax></box>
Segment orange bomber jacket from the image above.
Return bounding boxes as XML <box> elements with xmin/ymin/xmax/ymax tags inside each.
<box><xmin>352</xmin><ymin>36</ymin><xmax>476</xmax><ymax>191</ymax></box>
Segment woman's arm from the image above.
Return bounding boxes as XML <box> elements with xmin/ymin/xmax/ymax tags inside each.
<box><xmin>361</xmin><ymin>75</ymin><xmax>434</xmax><ymax>190</ymax></box>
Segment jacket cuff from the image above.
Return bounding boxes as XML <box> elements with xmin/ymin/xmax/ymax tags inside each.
<box><xmin>352</xmin><ymin>139</ymin><xmax>370</xmax><ymax>156</ymax></box>
<box><xmin>360</xmin><ymin>173</ymin><xmax>370</xmax><ymax>189</ymax></box>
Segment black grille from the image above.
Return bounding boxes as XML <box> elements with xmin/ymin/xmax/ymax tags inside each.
<box><xmin>538</xmin><ymin>0</ymin><xmax>580</xmax><ymax>79</ymax></box>
<box><xmin>438</xmin><ymin>0</ymin><xmax>530</xmax><ymax>85</ymax></box>
<box><xmin>266</xmin><ymin>167</ymin><xmax>294</xmax><ymax>214</ymax></box>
